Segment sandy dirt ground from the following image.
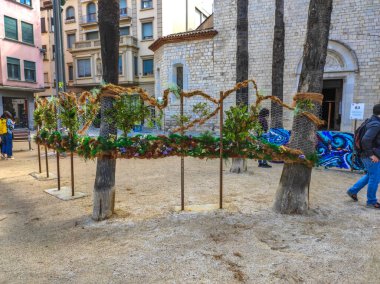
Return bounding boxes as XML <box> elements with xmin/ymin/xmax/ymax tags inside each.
<box><xmin>1</xmin><ymin>142</ymin><xmax>380</xmax><ymax>284</ymax></box>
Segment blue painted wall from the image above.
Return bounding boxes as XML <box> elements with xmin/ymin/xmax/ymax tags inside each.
<box><xmin>264</xmin><ymin>128</ymin><xmax>364</xmax><ymax>170</ymax></box>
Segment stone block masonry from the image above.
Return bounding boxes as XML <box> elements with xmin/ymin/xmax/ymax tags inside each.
<box><xmin>154</xmin><ymin>0</ymin><xmax>380</xmax><ymax>132</ymax></box>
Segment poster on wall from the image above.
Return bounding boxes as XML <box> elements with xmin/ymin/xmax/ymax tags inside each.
<box><xmin>350</xmin><ymin>103</ymin><xmax>365</xmax><ymax>120</ymax></box>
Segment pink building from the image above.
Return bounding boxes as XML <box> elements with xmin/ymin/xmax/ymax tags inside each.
<box><xmin>0</xmin><ymin>0</ymin><xmax>44</xmax><ymax>129</ymax></box>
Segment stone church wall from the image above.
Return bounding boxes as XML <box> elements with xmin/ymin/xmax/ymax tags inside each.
<box><xmin>154</xmin><ymin>39</ymin><xmax>217</xmax><ymax>130</ymax></box>
<box><xmin>154</xmin><ymin>0</ymin><xmax>380</xmax><ymax>132</ymax></box>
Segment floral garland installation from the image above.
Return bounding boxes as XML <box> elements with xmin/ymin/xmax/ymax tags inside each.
<box><xmin>34</xmin><ymin>80</ymin><xmax>322</xmax><ymax>167</ymax></box>
<box><xmin>36</xmin><ymin>129</ymin><xmax>315</xmax><ymax>167</ymax></box>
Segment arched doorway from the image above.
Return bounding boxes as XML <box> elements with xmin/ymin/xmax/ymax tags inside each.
<box><xmin>296</xmin><ymin>40</ymin><xmax>359</xmax><ymax>132</ymax></box>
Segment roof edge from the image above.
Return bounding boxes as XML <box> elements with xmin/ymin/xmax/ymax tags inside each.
<box><xmin>149</xmin><ymin>29</ymin><xmax>218</xmax><ymax>52</ymax></box>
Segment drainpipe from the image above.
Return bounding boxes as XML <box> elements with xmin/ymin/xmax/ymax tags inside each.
<box><xmin>52</xmin><ymin>0</ymin><xmax>67</xmax><ymax>96</ymax></box>
<box><xmin>52</xmin><ymin>0</ymin><xmax>66</xmax><ymax>129</ymax></box>
<box><xmin>186</xmin><ymin>0</ymin><xmax>188</xmax><ymax>31</ymax></box>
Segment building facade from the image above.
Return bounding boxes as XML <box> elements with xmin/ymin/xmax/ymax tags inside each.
<box><xmin>0</xmin><ymin>0</ymin><xmax>44</xmax><ymax>129</ymax></box>
<box><xmin>39</xmin><ymin>0</ymin><xmax>212</xmax><ymax>98</ymax></box>
<box><xmin>152</xmin><ymin>0</ymin><xmax>380</xmax><ymax>132</ymax></box>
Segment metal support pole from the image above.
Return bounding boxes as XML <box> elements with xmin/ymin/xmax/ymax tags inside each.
<box><xmin>185</xmin><ymin>0</ymin><xmax>188</xmax><ymax>32</ymax></box>
<box><xmin>52</xmin><ymin>0</ymin><xmax>66</xmax><ymax>188</ymax></box>
<box><xmin>38</xmin><ymin>144</ymin><xmax>42</xmax><ymax>173</ymax></box>
<box><xmin>55</xmin><ymin>108</ymin><xmax>61</xmax><ymax>190</ymax></box>
<box><xmin>45</xmin><ymin>145</ymin><xmax>49</xmax><ymax>178</ymax></box>
<box><xmin>219</xmin><ymin>91</ymin><xmax>224</xmax><ymax>209</ymax></box>
<box><xmin>52</xmin><ymin>0</ymin><xmax>66</xmax><ymax>95</ymax></box>
<box><xmin>180</xmin><ymin>94</ymin><xmax>185</xmax><ymax>211</ymax></box>
<box><xmin>351</xmin><ymin>119</ymin><xmax>358</xmax><ymax>172</ymax></box>
<box><xmin>71</xmin><ymin>151</ymin><xmax>74</xmax><ymax>196</ymax></box>
<box><xmin>56</xmin><ymin>151</ymin><xmax>61</xmax><ymax>190</ymax></box>
<box><xmin>52</xmin><ymin>0</ymin><xmax>66</xmax><ymax>131</ymax></box>
<box><xmin>307</xmin><ymin>178</ymin><xmax>311</xmax><ymax>210</ymax></box>
<box><xmin>327</xmin><ymin>102</ymin><xmax>332</xmax><ymax>130</ymax></box>
<box><xmin>37</xmin><ymin>127</ymin><xmax>42</xmax><ymax>173</ymax></box>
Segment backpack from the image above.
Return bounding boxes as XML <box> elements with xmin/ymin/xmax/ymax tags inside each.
<box><xmin>0</xmin><ymin>118</ymin><xmax>6</xmax><ymax>135</ymax></box>
<box><xmin>354</xmin><ymin>119</ymin><xmax>370</xmax><ymax>153</ymax></box>
<box><xmin>7</xmin><ymin>120</ymin><xmax>14</xmax><ymax>132</ymax></box>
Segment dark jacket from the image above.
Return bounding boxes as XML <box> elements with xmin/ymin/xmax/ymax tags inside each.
<box><xmin>361</xmin><ymin>115</ymin><xmax>380</xmax><ymax>158</ymax></box>
<box><xmin>259</xmin><ymin>116</ymin><xmax>268</xmax><ymax>133</ymax></box>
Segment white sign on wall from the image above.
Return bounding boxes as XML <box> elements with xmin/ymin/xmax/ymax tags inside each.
<box><xmin>350</xmin><ymin>103</ymin><xmax>365</xmax><ymax>120</ymax></box>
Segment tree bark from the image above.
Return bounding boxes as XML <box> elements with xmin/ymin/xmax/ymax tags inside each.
<box><xmin>232</xmin><ymin>0</ymin><xmax>249</xmax><ymax>173</ymax></box>
<box><xmin>236</xmin><ymin>0</ymin><xmax>249</xmax><ymax>106</ymax></box>
<box><xmin>93</xmin><ymin>0</ymin><xmax>120</xmax><ymax>221</ymax></box>
<box><xmin>270</xmin><ymin>0</ymin><xmax>285</xmax><ymax>129</ymax></box>
<box><xmin>230</xmin><ymin>158</ymin><xmax>247</xmax><ymax>173</ymax></box>
<box><xmin>274</xmin><ymin>0</ymin><xmax>333</xmax><ymax>214</ymax></box>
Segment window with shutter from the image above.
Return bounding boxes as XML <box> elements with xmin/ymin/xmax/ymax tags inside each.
<box><xmin>141</xmin><ymin>0</ymin><xmax>153</xmax><ymax>9</ymax></box>
<box><xmin>68</xmin><ymin>65</ymin><xmax>74</xmax><ymax>81</ymax></box>
<box><xmin>51</xmin><ymin>17</ymin><xmax>54</xmax><ymax>32</ymax></box>
<box><xmin>20</xmin><ymin>0</ymin><xmax>32</xmax><ymax>7</ymax></box>
<box><xmin>42</xmin><ymin>45</ymin><xmax>47</xmax><ymax>60</ymax></box>
<box><xmin>4</xmin><ymin>16</ymin><xmax>18</xmax><ymax>40</ymax></box>
<box><xmin>120</xmin><ymin>0</ymin><xmax>127</xmax><ymax>16</ymax></box>
<box><xmin>142</xmin><ymin>59</ymin><xmax>153</xmax><ymax>76</ymax></box>
<box><xmin>44</xmin><ymin>73</ymin><xmax>49</xmax><ymax>84</ymax></box>
<box><xmin>77</xmin><ymin>59</ymin><xmax>91</xmax><ymax>78</ymax></box>
<box><xmin>85</xmin><ymin>31</ymin><xmax>99</xmax><ymax>40</ymax></box>
<box><xmin>66</xmin><ymin>7</ymin><xmax>75</xmax><ymax>20</ymax></box>
<box><xmin>118</xmin><ymin>55</ymin><xmax>123</xmax><ymax>75</ymax></box>
<box><xmin>120</xmin><ymin>26</ymin><xmax>130</xmax><ymax>36</ymax></box>
<box><xmin>7</xmin><ymin>57</ymin><xmax>20</xmax><ymax>80</ymax></box>
<box><xmin>176</xmin><ymin>66</ymin><xmax>183</xmax><ymax>90</ymax></box>
<box><xmin>41</xmin><ymin>18</ymin><xmax>46</xmax><ymax>33</ymax></box>
<box><xmin>21</xmin><ymin>22</ymin><xmax>34</xmax><ymax>44</ymax></box>
<box><xmin>24</xmin><ymin>60</ymin><xmax>36</xmax><ymax>82</ymax></box>
<box><xmin>67</xmin><ymin>34</ymin><xmax>76</xmax><ymax>49</ymax></box>
<box><xmin>134</xmin><ymin>56</ymin><xmax>138</xmax><ymax>77</ymax></box>
<box><xmin>142</xmin><ymin>22</ymin><xmax>153</xmax><ymax>40</ymax></box>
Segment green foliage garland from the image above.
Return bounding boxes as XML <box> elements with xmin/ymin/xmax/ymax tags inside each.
<box><xmin>35</xmin><ymin>130</ymin><xmax>315</xmax><ymax>167</ymax></box>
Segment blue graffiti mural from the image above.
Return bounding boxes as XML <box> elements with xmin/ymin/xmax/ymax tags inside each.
<box><xmin>265</xmin><ymin>128</ymin><xmax>291</xmax><ymax>146</ymax></box>
<box><xmin>263</xmin><ymin>128</ymin><xmax>365</xmax><ymax>171</ymax></box>
<box><xmin>316</xmin><ymin>131</ymin><xmax>364</xmax><ymax>170</ymax></box>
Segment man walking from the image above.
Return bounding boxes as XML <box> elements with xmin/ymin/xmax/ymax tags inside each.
<box><xmin>347</xmin><ymin>104</ymin><xmax>380</xmax><ymax>209</ymax></box>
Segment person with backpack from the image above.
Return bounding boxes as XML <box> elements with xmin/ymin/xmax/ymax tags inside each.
<box><xmin>2</xmin><ymin>111</ymin><xmax>15</xmax><ymax>160</ymax></box>
<box><xmin>0</xmin><ymin>114</ymin><xmax>7</xmax><ymax>159</ymax></box>
<box><xmin>347</xmin><ymin>104</ymin><xmax>380</xmax><ymax>209</ymax></box>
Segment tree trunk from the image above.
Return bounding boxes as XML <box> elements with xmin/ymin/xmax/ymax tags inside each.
<box><xmin>230</xmin><ymin>158</ymin><xmax>247</xmax><ymax>173</ymax></box>
<box><xmin>232</xmin><ymin>0</ymin><xmax>249</xmax><ymax>173</ymax></box>
<box><xmin>270</xmin><ymin>0</ymin><xmax>285</xmax><ymax>129</ymax></box>
<box><xmin>93</xmin><ymin>0</ymin><xmax>120</xmax><ymax>221</ymax></box>
<box><xmin>274</xmin><ymin>0</ymin><xmax>333</xmax><ymax>214</ymax></box>
<box><xmin>236</xmin><ymin>0</ymin><xmax>249</xmax><ymax>106</ymax></box>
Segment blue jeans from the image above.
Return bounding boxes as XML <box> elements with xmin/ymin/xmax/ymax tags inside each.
<box><xmin>348</xmin><ymin>157</ymin><xmax>380</xmax><ymax>205</ymax></box>
<box><xmin>3</xmin><ymin>133</ymin><xmax>13</xmax><ymax>157</ymax></box>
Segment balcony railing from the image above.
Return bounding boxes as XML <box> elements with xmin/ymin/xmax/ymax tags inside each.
<box><xmin>120</xmin><ymin>7</ymin><xmax>128</xmax><ymax>17</ymax></box>
<box><xmin>72</xmin><ymin>36</ymin><xmax>138</xmax><ymax>50</ymax></box>
<box><xmin>81</xmin><ymin>13</ymin><xmax>97</xmax><ymax>25</ymax></box>
<box><xmin>81</xmin><ymin>10</ymin><xmax>129</xmax><ymax>24</ymax></box>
